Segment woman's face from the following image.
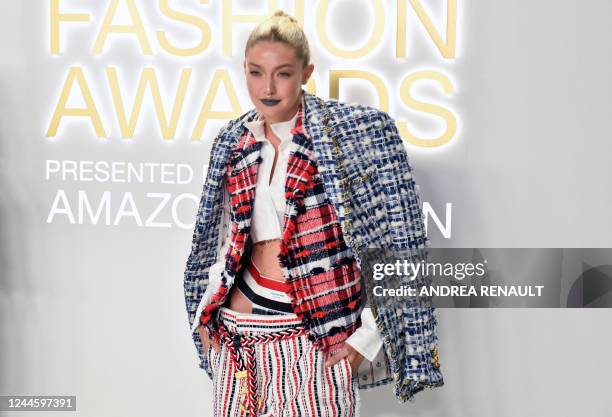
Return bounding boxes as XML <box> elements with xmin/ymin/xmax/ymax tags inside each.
<box><xmin>244</xmin><ymin>40</ymin><xmax>314</xmax><ymax>124</ymax></box>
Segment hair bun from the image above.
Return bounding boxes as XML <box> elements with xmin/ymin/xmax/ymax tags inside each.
<box><xmin>272</xmin><ymin>9</ymin><xmax>297</xmax><ymax>23</ymax></box>
<box><xmin>245</xmin><ymin>10</ymin><xmax>310</xmax><ymax>66</ymax></box>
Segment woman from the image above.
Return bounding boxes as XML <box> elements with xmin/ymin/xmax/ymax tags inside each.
<box><xmin>184</xmin><ymin>10</ymin><xmax>443</xmax><ymax>416</ymax></box>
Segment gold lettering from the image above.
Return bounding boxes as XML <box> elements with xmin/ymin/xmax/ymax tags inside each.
<box><xmin>50</xmin><ymin>0</ymin><xmax>91</xmax><ymax>54</ymax></box>
<box><xmin>157</xmin><ymin>0</ymin><xmax>212</xmax><ymax>57</ymax></box>
<box><xmin>191</xmin><ymin>69</ymin><xmax>242</xmax><ymax>140</ymax></box>
<box><xmin>329</xmin><ymin>70</ymin><xmax>389</xmax><ymax>112</ymax></box>
<box><xmin>317</xmin><ymin>0</ymin><xmax>384</xmax><ymax>58</ymax></box>
<box><xmin>106</xmin><ymin>67</ymin><xmax>192</xmax><ymax>139</ymax></box>
<box><xmin>92</xmin><ymin>0</ymin><xmax>153</xmax><ymax>55</ymax></box>
<box><xmin>46</xmin><ymin>67</ymin><xmax>107</xmax><ymax>138</ymax></box>
<box><xmin>222</xmin><ymin>0</ymin><xmax>279</xmax><ymax>56</ymax></box>
<box><xmin>397</xmin><ymin>0</ymin><xmax>457</xmax><ymax>58</ymax></box>
<box><xmin>398</xmin><ymin>70</ymin><xmax>456</xmax><ymax>147</ymax></box>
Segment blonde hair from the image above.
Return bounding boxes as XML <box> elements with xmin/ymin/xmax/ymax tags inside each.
<box><xmin>245</xmin><ymin>10</ymin><xmax>311</xmax><ymax>68</ymax></box>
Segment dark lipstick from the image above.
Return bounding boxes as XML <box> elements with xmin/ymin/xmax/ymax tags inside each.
<box><xmin>261</xmin><ymin>98</ymin><xmax>281</xmax><ymax>106</ymax></box>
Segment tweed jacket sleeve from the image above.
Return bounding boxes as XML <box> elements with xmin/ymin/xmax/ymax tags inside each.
<box><xmin>366</xmin><ymin>111</ymin><xmax>444</xmax><ymax>402</ymax></box>
<box><xmin>189</xmin><ymin>184</ymin><xmax>232</xmax><ymax>335</ymax></box>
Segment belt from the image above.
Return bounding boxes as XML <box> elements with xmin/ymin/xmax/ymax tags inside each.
<box><xmin>213</xmin><ymin>320</ymin><xmax>308</xmax><ymax>415</ymax></box>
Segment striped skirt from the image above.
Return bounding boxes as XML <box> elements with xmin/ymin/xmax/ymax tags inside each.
<box><xmin>207</xmin><ymin>306</ymin><xmax>360</xmax><ymax>416</ymax></box>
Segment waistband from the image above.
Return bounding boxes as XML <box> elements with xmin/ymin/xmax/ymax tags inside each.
<box><xmin>217</xmin><ymin>306</ymin><xmax>302</xmax><ymax>335</ymax></box>
<box><xmin>246</xmin><ymin>258</ymin><xmax>292</xmax><ymax>293</ymax></box>
<box><xmin>237</xmin><ymin>262</ymin><xmax>294</xmax><ymax>313</ymax></box>
<box><xmin>214</xmin><ymin>306</ymin><xmax>308</xmax><ymax>415</ymax></box>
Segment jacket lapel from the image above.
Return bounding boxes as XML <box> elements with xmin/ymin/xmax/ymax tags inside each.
<box><xmin>226</xmin><ymin>95</ymin><xmax>318</xmax><ymax>244</ymax></box>
<box><xmin>225</xmin><ymin>127</ymin><xmax>262</xmax><ymax>263</ymax></box>
<box><xmin>280</xmin><ymin>105</ymin><xmax>315</xmax><ymax>242</ymax></box>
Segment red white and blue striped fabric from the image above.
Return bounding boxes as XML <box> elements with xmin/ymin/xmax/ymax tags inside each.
<box><xmin>208</xmin><ymin>307</ymin><xmax>360</xmax><ymax>417</ymax></box>
<box><xmin>234</xmin><ymin>258</ymin><xmax>295</xmax><ymax>315</ymax></box>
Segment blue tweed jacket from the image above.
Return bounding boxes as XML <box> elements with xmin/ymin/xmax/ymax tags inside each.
<box><xmin>184</xmin><ymin>90</ymin><xmax>444</xmax><ymax>403</ymax></box>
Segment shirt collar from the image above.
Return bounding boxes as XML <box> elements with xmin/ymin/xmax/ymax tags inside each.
<box><xmin>244</xmin><ymin>105</ymin><xmax>300</xmax><ymax>144</ymax></box>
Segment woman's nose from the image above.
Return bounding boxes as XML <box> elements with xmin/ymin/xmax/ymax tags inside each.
<box><xmin>265</xmin><ymin>77</ymin><xmax>276</xmax><ymax>95</ymax></box>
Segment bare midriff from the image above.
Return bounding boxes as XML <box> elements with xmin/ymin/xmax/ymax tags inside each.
<box><xmin>224</xmin><ymin>239</ymin><xmax>286</xmax><ymax>313</ymax></box>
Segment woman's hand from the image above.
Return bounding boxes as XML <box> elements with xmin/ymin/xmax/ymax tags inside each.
<box><xmin>324</xmin><ymin>342</ymin><xmax>365</xmax><ymax>375</ymax></box>
<box><xmin>197</xmin><ymin>324</ymin><xmax>221</xmax><ymax>355</ymax></box>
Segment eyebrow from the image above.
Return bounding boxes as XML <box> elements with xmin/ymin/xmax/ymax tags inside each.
<box><xmin>248</xmin><ymin>63</ymin><xmax>295</xmax><ymax>70</ymax></box>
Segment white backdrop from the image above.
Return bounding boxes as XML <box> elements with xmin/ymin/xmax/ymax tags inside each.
<box><xmin>1</xmin><ymin>1</ymin><xmax>612</xmax><ymax>416</ymax></box>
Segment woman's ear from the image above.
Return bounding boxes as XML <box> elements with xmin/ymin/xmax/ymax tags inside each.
<box><xmin>302</xmin><ymin>63</ymin><xmax>315</xmax><ymax>84</ymax></box>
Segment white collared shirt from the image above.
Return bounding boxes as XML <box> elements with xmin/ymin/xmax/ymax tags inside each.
<box><xmin>191</xmin><ymin>105</ymin><xmax>383</xmax><ymax>362</ymax></box>
<box><xmin>242</xmin><ymin>108</ymin><xmax>299</xmax><ymax>243</ymax></box>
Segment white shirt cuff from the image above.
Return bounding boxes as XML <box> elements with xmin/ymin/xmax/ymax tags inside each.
<box><xmin>345</xmin><ymin>307</ymin><xmax>383</xmax><ymax>362</ymax></box>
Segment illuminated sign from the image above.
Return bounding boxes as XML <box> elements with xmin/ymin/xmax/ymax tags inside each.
<box><xmin>46</xmin><ymin>0</ymin><xmax>460</xmax><ymax>148</ymax></box>
<box><xmin>44</xmin><ymin>0</ymin><xmax>457</xmax><ymax>235</ymax></box>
